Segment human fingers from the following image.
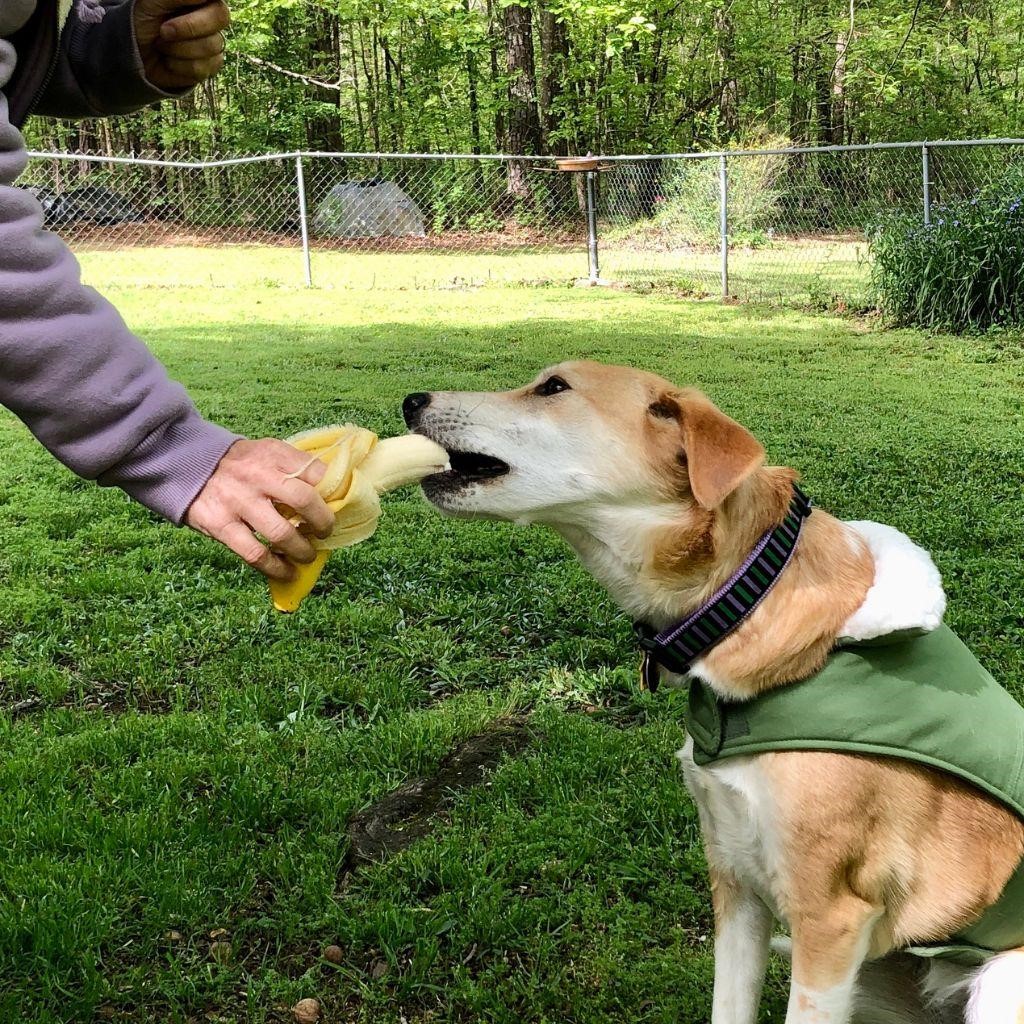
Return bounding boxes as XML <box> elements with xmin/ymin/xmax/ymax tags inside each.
<box><xmin>159</xmin><ymin>0</ymin><xmax>229</xmax><ymax>42</ymax></box>
<box><xmin>157</xmin><ymin>34</ymin><xmax>225</xmax><ymax>59</ymax></box>
<box><xmin>273</xmin><ymin>476</ymin><xmax>336</xmax><ymax>540</ymax></box>
<box><xmin>213</xmin><ymin>521</ymin><xmax>295</xmax><ymax>581</ymax></box>
<box><xmin>244</xmin><ymin>500</ymin><xmax>319</xmax><ymax>565</ymax></box>
<box><xmin>159</xmin><ymin>53</ymin><xmax>226</xmax><ymax>83</ymax></box>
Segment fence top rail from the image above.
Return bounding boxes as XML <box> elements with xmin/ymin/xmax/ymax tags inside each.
<box><xmin>26</xmin><ymin>151</ymin><xmax>286</xmax><ymax>169</ymax></box>
<box><xmin>25</xmin><ymin>138</ymin><xmax>1024</xmax><ymax>169</ymax></box>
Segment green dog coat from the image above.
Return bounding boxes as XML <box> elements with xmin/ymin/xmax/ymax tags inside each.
<box><xmin>687</xmin><ymin>623</ymin><xmax>1024</xmax><ymax>965</ymax></box>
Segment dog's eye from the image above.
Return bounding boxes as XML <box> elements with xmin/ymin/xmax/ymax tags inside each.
<box><xmin>535</xmin><ymin>375</ymin><xmax>571</xmax><ymax>397</ymax></box>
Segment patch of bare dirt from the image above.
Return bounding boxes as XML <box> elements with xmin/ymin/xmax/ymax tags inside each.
<box><xmin>345</xmin><ymin>715</ymin><xmax>535</xmax><ymax>869</ymax></box>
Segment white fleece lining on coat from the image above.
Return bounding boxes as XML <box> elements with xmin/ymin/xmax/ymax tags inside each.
<box><xmin>838</xmin><ymin>521</ymin><xmax>946</xmax><ymax>643</ymax></box>
<box><xmin>682</xmin><ymin>520</ymin><xmax>947</xmax><ymax>697</ymax></box>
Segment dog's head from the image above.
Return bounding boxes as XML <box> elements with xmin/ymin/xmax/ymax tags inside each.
<box><xmin>403</xmin><ymin>361</ymin><xmax>766</xmax><ymax>534</ymax></box>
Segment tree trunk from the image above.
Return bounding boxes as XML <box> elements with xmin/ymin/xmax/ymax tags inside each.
<box><xmin>349</xmin><ymin>26</ymin><xmax>366</xmax><ymax>149</ymax></box>
<box><xmin>832</xmin><ymin>29</ymin><xmax>848</xmax><ymax>146</ymax></box>
<box><xmin>486</xmin><ymin>0</ymin><xmax>505</xmax><ymax>149</ymax></box>
<box><xmin>813</xmin><ymin>43</ymin><xmax>831</xmax><ymax>144</ymax></box>
<box><xmin>788</xmin><ymin>0</ymin><xmax>808</xmax><ymax>142</ymax></box>
<box><xmin>307</xmin><ymin>8</ymin><xmax>344</xmax><ymax>151</ymax></box>
<box><xmin>381</xmin><ymin>33</ymin><xmax>398</xmax><ymax>150</ymax></box>
<box><xmin>465</xmin><ymin>0</ymin><xmax>482</xmax><ymax>154</ymax></box>
<box><xmin>812</xmin><ymin>0</ymin><xmax>833</xmax><ymax>145</ymax></box>
<box><xmin>358</xmin><ymin>20</ymin><xmax>381</xmax><ymax>151</ymax></box>
<box><xmin>538</xmin><ymin>2</ymin><xmax>568</xmax><ymax>155</ymax></box>
<box><xmin>503</xmin><ymin>0</ymin><xmax>542</xmax><ymax>202</ymax></box>
<box><xmin>715</xmin><ymin>5</ymin><xmax>739</xmax><ymax>138</ymax></box>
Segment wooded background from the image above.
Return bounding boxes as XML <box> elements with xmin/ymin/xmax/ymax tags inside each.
<box><xmin>26</xmin><ymin>0</ymin><xmax>1024</xmax><ymax>159</ymax></box>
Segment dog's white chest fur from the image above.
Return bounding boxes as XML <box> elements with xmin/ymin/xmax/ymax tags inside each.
<box><xmin>677</xmin><ymin>737</ymin><xmax>789</xmax><ymax>920</ymax></box>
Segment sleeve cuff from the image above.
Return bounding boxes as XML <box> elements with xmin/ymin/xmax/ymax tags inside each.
<box><xmin>98</xmin><ymin>411</ymin><xmax>242</xmax><ymax>524</ymax></box>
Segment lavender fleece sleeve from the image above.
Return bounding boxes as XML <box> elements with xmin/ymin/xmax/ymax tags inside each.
<box><xmin>0</xmin><ymin>24</ymin><xmax>240</xmax><ymax>524</ymax></box>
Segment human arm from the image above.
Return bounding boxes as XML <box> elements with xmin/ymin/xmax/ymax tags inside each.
<box><xmin>32</xmin><ymin>0</ymin><xmax>229</xmax><ymax>119</ymax></box>
<box><xmin>0</xmin><ymin>11</ymin><xmax>332</xmax><ymax>579</ymax></box>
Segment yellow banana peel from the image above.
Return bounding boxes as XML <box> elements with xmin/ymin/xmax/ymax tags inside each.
<box><xmin>268</xmin><ymin>425</ymin><xmax>448</xmax><ymax>612</ymax></box>
<box><xmin>268</xmin><ymin>550</ymin><xmax>330</xmax><ymax>613</ymax></box>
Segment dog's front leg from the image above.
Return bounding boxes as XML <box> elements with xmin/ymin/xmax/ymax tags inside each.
<box><xmin>786</xmin><ymin>897</ymin><xmax>881</xmax><ymax>1024</ymax></box>
<box><xmin>709</xmin><ymin>865</ymin><xmax>773</xmax><ymax>1024</ymax></box>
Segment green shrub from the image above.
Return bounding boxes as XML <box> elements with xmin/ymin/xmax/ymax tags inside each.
<box><xmin>659</xmin><ymin>138</ymin><xmax>787</xmax><ymax>245</ymax></box>
<box><xmin>869</xmin><ymin>171</ymin><xmax>1024</xmax><ymax>332</ymax></box>
<box><xmin>613</xmin><ymin>135</ymin><xmax>789</xmax><ymax>250</ymax></box>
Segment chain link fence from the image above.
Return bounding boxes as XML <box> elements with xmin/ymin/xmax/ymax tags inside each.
<box><xmin>21</xmin><ymin>140</ymin><xmax>1024</xmax><ymax>305</ymax></box>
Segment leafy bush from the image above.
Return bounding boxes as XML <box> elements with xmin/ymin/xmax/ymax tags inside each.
<box><xmin>869</xmin><ymin>170</ymin><xmax>1024</xmax><ymax>332</ymax></box>
<box><xmin>427</xmin><ymin>171</ymin><xmax>483</xmax><ymax>233</ymax></box>
<box><xmin>655</xmin><ymin>136</ymin><xmax>788</xmax><ymax>246</ymax></box>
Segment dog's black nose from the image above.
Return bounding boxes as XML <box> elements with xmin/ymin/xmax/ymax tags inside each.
<box><xmin>402</xmin><ymin>392</ymin><xmax>432</xmax><ymax>427</ymax></box>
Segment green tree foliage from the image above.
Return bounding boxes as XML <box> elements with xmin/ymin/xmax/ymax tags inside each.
<box><xmin>26</xmin><ymin>0</ymin><xmax>1024</xmax><ymax>157</ymax></box>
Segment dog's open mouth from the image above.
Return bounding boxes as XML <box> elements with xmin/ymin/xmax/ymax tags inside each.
<box><xmin>446</xmin><ymin>450</ymin><xmax>510</xmax><ymax>482</ymax></box>
<box><xmin>426</xmin><ymin>449</ymin><xmax>510</xmax><ymax>488</ymax></box>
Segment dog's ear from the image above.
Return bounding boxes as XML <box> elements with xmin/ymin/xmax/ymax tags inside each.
<box><xmin>659</xmin><ymin>390</ymin><xmax>765</xmax><ymax>509</ymax></box>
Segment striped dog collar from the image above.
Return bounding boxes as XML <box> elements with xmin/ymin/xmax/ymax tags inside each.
<box><xmin>635</xmin><ymin>485</ymin><xmax>812</xmax><ymax>692</ymax></box>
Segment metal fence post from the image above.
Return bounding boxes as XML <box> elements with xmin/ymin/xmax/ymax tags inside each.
<box><xmin>585</xmin><ymin>169</ymin><xmax>600</xmax><ymax>284</ymax></box>
<box><xmin>922</xmin><ymin>144</ymin><xmax>931</xmax><ymax>226</ymax></box>
<box><xmin>295</xmin><ymin>154</ymin><xmax>313</xmax><ymax>287</ymax></box>
<box><xmin>719</xmin><ymin>155</ymin><xmax>729</xmax><ymax>299</ymax></box>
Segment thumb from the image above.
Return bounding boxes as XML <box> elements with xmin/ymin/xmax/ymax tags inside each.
<box><xmin>156</xmin><ymin>0</ymin><xmax>221</xmax><ymax>39</ymax></box>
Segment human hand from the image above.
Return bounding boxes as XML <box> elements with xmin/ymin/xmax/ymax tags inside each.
<box><xmin>185</xmin><ymin>439</ymin><xmax>336</xmax><ymax>581</ymax></box>
<box><xmin>134</xmin><ymin>0</ymin><xmax>230</xmax><ymax>92</ymax></box>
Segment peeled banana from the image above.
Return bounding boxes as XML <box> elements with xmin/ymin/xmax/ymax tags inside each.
<box><xmin>267</xmin><ymin>425</ymin><xmax>449</xmax><ymax>612</ymax></box>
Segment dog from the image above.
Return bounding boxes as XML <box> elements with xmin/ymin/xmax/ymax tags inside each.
<box><xmin>402</xmin><ymin>361</ymin><xmax>1024</xmax><ymax>1024</ymax></box>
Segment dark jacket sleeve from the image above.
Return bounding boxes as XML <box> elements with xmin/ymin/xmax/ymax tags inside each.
<box><xmin>0</xmin><ymin>38</ymin><xmax>240</xmax><ymax>524</ymax></box>
<box><xmin>35</xmin><ymin>0</ymin><xmax>188</xmax><ymax>119</ymax></box>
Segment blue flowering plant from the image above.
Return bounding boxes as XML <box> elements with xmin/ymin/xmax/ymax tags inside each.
<box><xmin>868</xmin><ymin>165</ymin><xmax>1024</xmax><ymax>332</ymax></box>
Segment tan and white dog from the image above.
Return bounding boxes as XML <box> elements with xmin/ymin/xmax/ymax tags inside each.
<box><xmin>402</xmin><ymin>361</ymin><xmax>1024</xmax><ymax>1024</ymax></box>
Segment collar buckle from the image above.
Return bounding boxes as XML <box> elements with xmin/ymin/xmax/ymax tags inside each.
<box><xmin>638</xmin><ymin>652</ymin><xmax>660</xmax><ymax>692</ymax></box>
<box><xmin>634</xmin><ymin>622</ymin><xmax>695</xmax><ymax>675</ymax></box>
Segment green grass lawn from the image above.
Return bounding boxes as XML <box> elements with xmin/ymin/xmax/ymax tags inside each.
<box><xmin>71</xmin><ymin>233</ymin><xmax>872</xmax><ymax>307</ymax></box>
<box><xmin>2</xmin><ymin>273</ymin><xmax>1023</xmax><ymax>1023</ymax></box>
